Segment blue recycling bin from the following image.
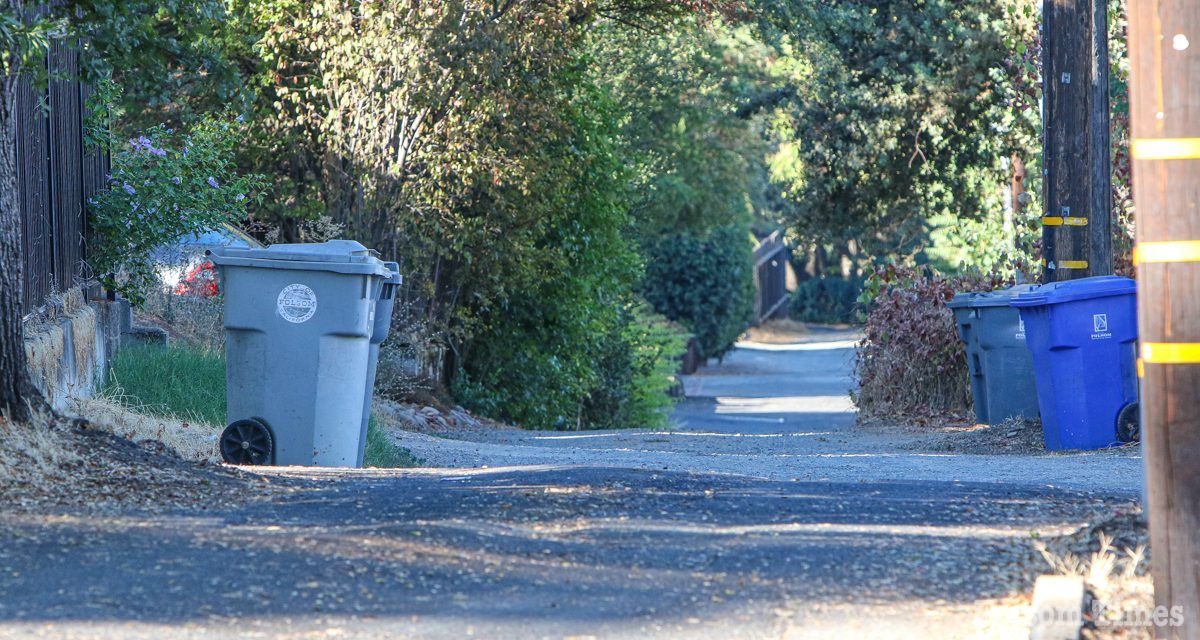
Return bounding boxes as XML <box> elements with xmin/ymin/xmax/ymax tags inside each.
<box><xmin>1010</xmin><ymin>276</ymin><xmax>1138</xmax><ymax>451</ymax></box>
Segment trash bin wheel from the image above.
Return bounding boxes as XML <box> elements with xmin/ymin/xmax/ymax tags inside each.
<box><xmin>1117</xmin><ymin>403</ymin><xmax>1140</xmax><ymax>444</ymax></box>
<box><xmin>220</xmin><ymin>419</ymin><xmax>274</xmax><ymax>465</ymax></box>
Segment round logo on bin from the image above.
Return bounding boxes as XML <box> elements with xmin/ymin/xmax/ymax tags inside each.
<box><xmin>277</xmin><ymin>284</ymin><xmax>317</xmax><ymax>323</ymax></box>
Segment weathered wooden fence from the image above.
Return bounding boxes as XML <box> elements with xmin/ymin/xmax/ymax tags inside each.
<box><xmin>752</xmin><ymin>230</ymin><xmax>790</xmax><ymax>324</ymax></box>
<box><xmin>17</xmin><ymin>39</ymin><xmax>109</xmax><ymax>316</ymax></box>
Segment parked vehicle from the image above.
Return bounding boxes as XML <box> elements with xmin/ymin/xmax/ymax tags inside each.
<box><xmin>153</xmin><ymin>223</ymin><xmax>263</xmax><ymax>296</ymax></box>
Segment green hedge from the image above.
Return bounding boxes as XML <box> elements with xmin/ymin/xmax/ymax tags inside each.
<box><xmin>581</xmin><ymin>304</ymin><xmax>689</xmax><ymax>430</ymax></box>
<box><xmin>790</xmin><ymin>277</ymin><xmax>863</xmax><ymax>324</ymax></box>
<box><xmin>641</xmin><ymin>225</ymin><xmax>754</xmax><ymax>360</ymax></box>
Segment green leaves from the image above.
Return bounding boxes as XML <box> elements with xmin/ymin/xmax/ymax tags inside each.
<box><xmin>756</xmin><ymin>0</ymin><xmax>1039</xmax><ymax>259</ymax></box>
<box><xmin>640</xmin><ymin>224</ymin><xmax>755</xmax><ymax>360</ymax></box>
<box><xmin>87</xmin><ymin>112</ymin><xmax>265</xmax><ymax>304</ymax></box>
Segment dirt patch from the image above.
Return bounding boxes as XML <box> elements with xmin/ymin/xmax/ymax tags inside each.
<box><xmin>0</xmin><ymin>412</ymin><xmax>277</xmax><ymax>515</ymax></box>
<box><xmin>921</xmin><ymin>417</ymin><xmax>1048</xmax><ymax>455</ymax></box>
<box><xmin>742</xmin><ymin>318</ymin><xmax>813</xmax><ymax>344</ymax></box>
<box><xmin>374</xmin><ymin>399</ymin><xmax>520</xmax><ymax>441</ymax></box>
<box><xmin>867</xmin><ymin>415</ymin><xmax>1140</xmax><ymax>457</ymax></box>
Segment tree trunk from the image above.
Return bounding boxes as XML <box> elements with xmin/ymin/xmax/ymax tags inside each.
<box><xmin>0</xmin><ymin>7</ymin><xmax>43</xmax><ymax>423</ymax></box>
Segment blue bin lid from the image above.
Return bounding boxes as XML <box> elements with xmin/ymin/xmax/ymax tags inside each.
<box><xmin>1010</xmin><ymin>275</ymin><xmax>1136</xmax><ymax>308</ymax></box>
<box><xmin>947</xmin><ymin>284</ymin><xmax>1038</xmax><ymax>309</ymax></box>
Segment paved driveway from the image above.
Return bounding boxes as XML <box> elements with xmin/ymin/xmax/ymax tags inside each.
<box><xmin>0</xmin><ymin>327</ymin><xmax>1142</xmax><ymax>639</ymax></box>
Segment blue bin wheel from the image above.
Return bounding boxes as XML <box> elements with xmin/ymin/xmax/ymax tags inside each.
<box><xmin>220</xmin><ymin>419</ymin><xmax>274</xmax><ymax>465</ymax></box>
<box><xmin>1117</xmin><ymin>403</ymin><xmax>1140</xmax><ymax>444</ymax></box>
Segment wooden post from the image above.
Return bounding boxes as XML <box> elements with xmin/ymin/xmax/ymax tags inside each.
<box><xmin>1042</xmin><ymin>0</ymin><xmax>1113</xmax><ymax>281</ymax></box>
<box><xmin>1127</xmin><ymin>1</ymin><xmax>1200</xmax><ymax>633</ymax></box>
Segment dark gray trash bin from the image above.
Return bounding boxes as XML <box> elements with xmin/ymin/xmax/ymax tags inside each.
<box><xmin>357</xmin><ymin>261</ymin><xmax>401</xmax><ymax>466</ymax></box>
<box><xmin>949</xmin><ymin>284</ymin><xmax>1040</xmax><ymax>425</ymax></box>
<box><xmin>208</xmin><ymin>240</ymin><xmax>393</xmax><ymax>467</ymax></box>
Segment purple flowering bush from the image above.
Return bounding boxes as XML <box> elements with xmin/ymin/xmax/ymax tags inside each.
<box><xmin>88</xmin><ymin>115</ymin><xmax>263</xmax><ymax>303</ymax></box>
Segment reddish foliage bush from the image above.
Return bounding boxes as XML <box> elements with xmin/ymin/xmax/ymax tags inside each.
<box><xmin>854</xmin><ymin>264</ymin><xmax>1015</xmax><ymax>419</ymax></box>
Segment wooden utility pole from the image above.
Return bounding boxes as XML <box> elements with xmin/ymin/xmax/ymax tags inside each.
<box><xmin>1128</xmin><ymin>2</ymin><xmax>1200</xmax><ymax>633</ymax></box>
<box><xmin>1042</xmin><ymin>0</ymin><xmax>1113</xmax><ymax>281</ymax></box>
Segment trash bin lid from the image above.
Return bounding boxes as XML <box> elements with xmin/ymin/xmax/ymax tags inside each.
<box><xmin>1010</xmin><ymin>276</ymin><xmax>1136</xmax><ymax>308</ymax></box>
<box><xmin>209</xmin><ymin>240</ymin><xmax>392</xmax><ymax>277</ymax></box>
<box><xmin>948</xmin><ymin>284</ymin><xmax>1038</xmax><ymax>309</ymax></box>
<box><xmin>382</xmin><ymin>261</ymin><xmax>402</xmax><ymax>285</ymax></box>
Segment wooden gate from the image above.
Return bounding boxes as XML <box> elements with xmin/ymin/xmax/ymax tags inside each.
<box><xmin>753</xmin><ymin>230</ymin><xmax>789</xmax><ymax>324</ymax></box>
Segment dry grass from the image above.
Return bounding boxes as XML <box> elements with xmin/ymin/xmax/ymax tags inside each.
<box><xmin>137</xmin><ymin>288</ymin><xmax>225</xmax><ymax>352</ymax></box>
<box><xmin>0</xmin><ymin>409</ymin><xmax>81</xmax><ymax>489</ymax></box>
<box><xmin>741</xmin><ymin>318</ymin><xmax>812</xmax><ymax>344</ymax></box>
<box><xmin>1034</xmin><ymin>512</ymin><xmax>1155</xmax><ymax>640</ymax></box>
<box><xmin>70</xmin><ymin>393</ymin><xmax>222</xmax><ymax>463</ymax></box>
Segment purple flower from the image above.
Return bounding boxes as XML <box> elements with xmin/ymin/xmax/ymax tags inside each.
<box><xmin>180</xmin><ymin>215</ymin><xmax>187</xmax><ymax>221</ymax></box>
<box><xmin>235</xmin><ymin>193</ymin><xmax>245</xmax><ymax>201</ymax></box>
<box><xmin>206</xmin><ymin>177</ymin><xmax>219</xmax><ymax>188</ymax></box>
<box><xmin>172</xmin><ymin>176</ymin><xmax>182</xmax><ymax>185</ymax></box>
<box><xmin>235</xmin><ymin>114</ymin><xmax>245</xmax><ymax>123</ymax></box>
<box><xmin>122</xmin><ymin>182</ymin><xmax>136</xmax><ymax>195</ymax></box>
<box><xmin>129</xmin><ymin>135</ymin><xmax>160</xmax><ymax>154</ymax></box>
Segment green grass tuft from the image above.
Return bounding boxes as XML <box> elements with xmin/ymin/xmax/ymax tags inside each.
<box><xmin>104</xmin><ymin>345</ymin><xmax>419</xmax><ymax>468</ymax></box>
<box><xmin>363</xmin><ymin>416</ymin><xmax>422</xmax><ymax>468</ymax></box>
<box><xmin>105</xmin><ymin>345</ymin><xmax>227</xmax><ymax>426</ymax></box>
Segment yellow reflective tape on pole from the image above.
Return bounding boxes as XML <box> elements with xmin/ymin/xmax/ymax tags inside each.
<box><xmin>1058</xmin><ymin>260</ymin><xmax>1089</xmax><ymax>269</ymax></box>
<box><xmin>1137</xmin><ymin>357</ymin><xmax>1145</xmax><ymax>379</ymax></box>
<box><xmin>1041</xmin><ymin>216</ymin><xmax>1089</xmax><ymax>226</ymax></box>
<box><xmin>1131</xmin><ymin>137</ymin><xmax>1200</xmax><ymax>160</ymax></box>
<box><xmin>1133</xmin><ymin>240</ymin><xmax>1200</xmax><ymax>266</ymax></box>
<box><xmin>1142</xmin><ymin>342</ymin><xmax>1200</xmax><ymax>364</ymax></box>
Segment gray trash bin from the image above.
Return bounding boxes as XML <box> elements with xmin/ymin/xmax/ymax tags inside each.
<box><xmin>948</xmin><ymin>284</ymin><xmax>1040</xmax><ymax>425</ymax></box>
<box><xmin>208</xmin><ymin>240</ymin><xmax>393</xmax><ymax>467</ymax></box>
<box><xmin>356</xmin><ymin>261</ymin><xmax>401</xmax><ymax>466</ymax></box>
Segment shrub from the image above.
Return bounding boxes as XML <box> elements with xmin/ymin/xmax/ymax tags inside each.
<box><xmin>790</xmin><ymin>277</ymin><xmax>863</xmax><ymax>324</ymax></box>
<box><xmin>88</xmin><ymin>113</ymin><xmax>263</xmax><ymax>304</ymax></box>
<box><xmin>582</xmin><ymin>304</ymin><xmax>689</xmax><ymax>430</ymax></box>
<box><xmin>451</xmin><ymin>80</ymin><xmax>645</xmax><ymax>430</ymax></box>
<box><xmin>854</xmin><ymin>263</ymin><xmax>1011</xmax><ymax>419</ymax></box>
<box><xmin>641</xmin><ymin>224</ymin><xmax>755</xmax><ymax>360</ymax></box>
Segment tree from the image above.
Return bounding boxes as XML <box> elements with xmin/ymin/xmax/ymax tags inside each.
<box><xmin>755</xmin><ymin>0</ymin><xmax>1039</xmax><ymax>265</ymax></box>
<box><xmin>589</xmin><ymin>17</ymin><xmax>773</xmax><ymax>358</ymax></box>
<box><xmin>590</xmin><ymin>17</ymin><xmax>778</xmax><ymax>235</ymax></box>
